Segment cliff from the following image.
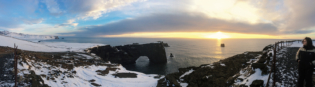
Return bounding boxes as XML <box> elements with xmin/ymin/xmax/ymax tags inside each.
<box><xmin>86</xmin><ymin>42</ymin><xmax>167</xmax><ymax>64</ymax></box>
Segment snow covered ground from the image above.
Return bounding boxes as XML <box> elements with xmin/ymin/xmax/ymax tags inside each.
<box><xmin>179</xmin><ymin>69</ymin><xmax>194</xmax><ymax>87</ymax></box>
<box><xmin>233</xmin><ymin>54</ymin><xmax>269</xmax><ymax>86</ymax></box>
<box><xmin>233</xmin><ymin>40</ymin><xmax>303</xmax><ymax>86</ymax></box>
<box><xmin>0</xmin><ymin>31</ymin><xmax>57</xmax><ymax>42</ymax></box>
<box><xmin>0</xmin><ymin>34</ymin><xmax>103</xmax><ymax>52</ymax></box>
<box><xmin>0</xmin><ymin>32</ymin><xmax>160</xmax><ymax>87</ymax></box>
<box><xmin>17</xmin><ymin>56</ymin><xmax>159</xmax><ymax>87</ymax></box>
<box><xmin>289</xmin><ymin>40</ymin><xmax>315</xmax><ymax>48</ymax></box>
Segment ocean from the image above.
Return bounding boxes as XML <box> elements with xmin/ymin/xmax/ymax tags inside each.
<box><xmin>42</xmin><ymin>37</ymin><xmax>295</xmax><ymax>75</ymax></box>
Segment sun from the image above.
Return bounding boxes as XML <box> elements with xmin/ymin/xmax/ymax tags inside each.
<box><xmin>206</xmin><ymin>31</ymin><xmax>230</xmax><ymax>39</ymax></box>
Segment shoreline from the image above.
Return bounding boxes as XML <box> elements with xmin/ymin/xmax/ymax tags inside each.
<box><xmin>156</xmin><ymin>42</ymin><xmax>278</xmax><ymax>87</ymax></box>
<box><xmin>157</xmin><ymin>51</ymin><xmax>265</xmax><ymax>87</ymax></box>
<box><xmin>156</xmin><ymin>40</ymin><xmax>302</xmax><ymax>87</ymax></box>
<box><xmin>0</xmin><ymin>34</ymin><xmax>301</xmax><ymax>87</ymax></box>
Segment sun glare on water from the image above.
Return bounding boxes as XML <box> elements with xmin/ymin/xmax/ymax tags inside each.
<box><xmin>206</xmin><ymin>31</ymin><xmax>230</xmax><ymax>39</ymax></box>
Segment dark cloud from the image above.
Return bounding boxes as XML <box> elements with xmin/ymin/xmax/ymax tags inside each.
<box><xmin>64</xmin><ymin>13</ymin><xmax>279</xmax><ymax>37</ymax></box>
<box><xmin>283</xmin><ymin>0</ymin><xmax>315</xmax><ymax>31</ymax></box>
<box><xmin>283</xmin><ymin>29</ymin><xmax>314</xmax><ymax>34</ymax></box>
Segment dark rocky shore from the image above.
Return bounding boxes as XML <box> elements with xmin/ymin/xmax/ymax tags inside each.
<box><xmin>157</xmin><ymin>51</ymin><xmax>266</xmax><ymax>87</ymax></box>
<box><xmin>156</xmin><ymin>45</ymin><xmax>275</xmax><ymax>87</ymax></box>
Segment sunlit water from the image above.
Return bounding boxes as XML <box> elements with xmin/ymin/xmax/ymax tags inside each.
<box><xmin>42</xmin><ymin>37</ymin><xmax>294</xmax><ymax>75</ymax></box>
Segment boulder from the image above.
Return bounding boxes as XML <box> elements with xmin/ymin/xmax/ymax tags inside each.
<box><xmin>251</xmin><ymin>63</ymin><xmax>268</xmax><ymax>75</ymax></box>
<box><xmin>250</xmin><ymin>80</ymin><xmax>264</xmax><ymax>87</ymax></box>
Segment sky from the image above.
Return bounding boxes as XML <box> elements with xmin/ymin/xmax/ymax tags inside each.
<box><xmin>0</xmin><ymin>0</ymin><xmax>314</xmax><ymax>39</ymax></box>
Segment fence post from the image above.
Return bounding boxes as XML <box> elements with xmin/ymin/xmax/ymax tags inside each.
<box><xmin>14</xmin><ymin>44</ymin><xmax>18</xmax><ymax>87</ymax></box>
<box><xmin>281</xmin><ymin>41</ymin><xmax>283</xmax><ymax>48</ymax></box>
<box><xmin>272</xmin><ymin>42</ymin><xmax>277</xmax><ymax>87</ymax></box>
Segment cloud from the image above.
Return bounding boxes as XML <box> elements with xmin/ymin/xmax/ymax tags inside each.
<box><xmin>1</xmin><ymin>0</ymin><xmax>315</xmax><ymax>37</ymax></box>
<box><xmin>0</xmin><ymin>18</ymin><xmax>20</xmax><ymax>28</ymax></box>
<box><xmin>0</xmin><ymin>0</ymin><xmax>40</xmax><ymax>28</ymax></box>
<box><xmin>43</xmin><ymin>0</ymin><xmax>63</xmax><ymax>15</ymax></box>
<box><xmin>62</xmin><ymin>0</ymin><xmax>144</xmax><ymax>20</ymax></box>
<box><xmin>22</xmin><ymin>18</ymin><xmax>44</xmax><ymax>25</ymax></box>
<box><xmin>280</xmin><ymin>0</ymin><xmax>315</xmax><ymax>32</ymax></box>
<box><xmin>54</xmin><ymin>23</ymin><xmax>78</xmax><ymax>28</ymax></box>
<box><xmin>54</xmin><ymin>19</ymin><xmax>78</xmax><ymax>28</ymax></box>
<box><xmin>64</xmin><ymin>12</ymin><xmax>278</xmax><ymax>37</ymax></box>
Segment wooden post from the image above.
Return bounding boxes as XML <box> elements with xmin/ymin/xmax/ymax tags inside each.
<box><xmin>282</xmin><ymin>42</ymin><xmax>283</xmax><ymax>48</ymax></box>
<box><xmin>14</xmin><ymin>44</ymin><xmax>18</xmax><ymax>87</ymax></box>
<box><xmin>277</xmin><ymin>42</ymin><xmax>279</xmax><ymax>51</ymax></box>
<box><xmin>280</xmin><ymin>41</ymin><xmax>283</xmax><ymax>49</ymax></box>
<box><xmin>272</xmin><ymin>42</ymin><xmax>277</xmax><ymax>87</ymax></box>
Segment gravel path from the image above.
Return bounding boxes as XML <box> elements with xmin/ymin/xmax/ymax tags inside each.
<box><xmin>274</xmin><ymin>47</ymin><xmax>315</xmax><ymax>86</ymax></box>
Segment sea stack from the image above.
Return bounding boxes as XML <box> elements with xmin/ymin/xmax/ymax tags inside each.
<box><xmin>221</xmin><ymin>43</ymin><xmax>225</xmax><ymax>47</ymax></box>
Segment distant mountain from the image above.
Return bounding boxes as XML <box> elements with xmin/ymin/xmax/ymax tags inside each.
<box><xmin>0</xmin><ymin>31</ymin><xmax>59</xmax><ymax>42</ymax></box>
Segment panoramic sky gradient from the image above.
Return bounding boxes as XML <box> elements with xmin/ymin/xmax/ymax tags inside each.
<box><xmin>0</xmin><ymin>0</ymin><xmax>314</xmax><ymax>39</ymax></box>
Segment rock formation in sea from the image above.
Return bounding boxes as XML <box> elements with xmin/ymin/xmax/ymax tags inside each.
<box><xmin>87</xmin><ymin>42</ymin><xmax>167</xmax><ymax>64</ymax></box>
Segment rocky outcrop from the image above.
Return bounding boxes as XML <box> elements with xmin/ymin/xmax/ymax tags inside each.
<box><xmin>250</xmin><ymin>80</ymin><xmax>264</xmax><ymax>87</ymax></box>
<box><xmin>87</xmin><ymin>42</ymin><xmax>167</xmax><ymax>64</ymax></box>
<box><xmin>157</xmin><ymin>52</ymin><xmax>263</xmax><ymax>87</ymax></box>
<box><xmin>54</xmin><ymin>36</ymin><xmax>59</xmax><ymax>39</ymax></box>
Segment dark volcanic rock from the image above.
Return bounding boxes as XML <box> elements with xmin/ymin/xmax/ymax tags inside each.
<box><xmin>54</xmin><ymin>36</ymin><xmax>59</xmax><ymax>39</ymax></box>
<box><xmin>250</xmin><ymin>80</ymin><xmax>264</xmax><ymax>87</ymax></box>
<box><xmin>112</xmin><ymin>73</ymin><xmax>137</xmax><ymax>78</ymax></box>
<box><xmin>157</xmin><ymin>52</ymin><xmax>262</xmax><ymax>87</ymax></box>
<box><xmin>87</xmin><ymin>43</ymin><xmax>167</xmax><ymax>64</ymax></box>
<box><xmin>251</xmin><ymin>63</ymin><xmax>268</xmax><ymax>75</ymax></box>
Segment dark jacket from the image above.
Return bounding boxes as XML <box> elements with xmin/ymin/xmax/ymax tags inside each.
<box><xmin>296</xmin><ymin>47</ymin><xmax>315</xmax><ymax>68</ymax></box>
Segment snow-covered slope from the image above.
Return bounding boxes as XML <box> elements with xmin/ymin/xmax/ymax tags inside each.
<box><xmin>17</xmin><ymin>54</ymin><xmax>159</xmax><ymax>87</ymax></box>
<box><xmin>0</xmin><ymin>35</ymin><xmax>66</xmax><ymax>52</ymax></box>
<box><xmin>0</xmin><ymin>35</ymin><xmax>103</xmax><ymax>52</ymax></box>
<box><xmin>0</xmin><ymin>32</ymin><xmax>160</xmax><ymax>87</ymax></box>
<box><xmin>232</xmin><ymin>40</ymin><xmax>304</xmax><ymax>86</ymax></box>
<box><xmin>0</xmin><ymin>31</ymin><xmax>58</xmax><ymax>42</ymax></box>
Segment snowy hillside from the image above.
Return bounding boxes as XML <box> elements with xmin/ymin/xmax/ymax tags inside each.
<box><xmin>232</xmin><ymin>40</ymin><xmax>313</xmax><ymax>87</ymax></box>
<box><xmin>0</xmin><ymin>31</ymin><xmax>58</xmax><ymax>42</ymax></box>
<box><xmin>0</xmin><ymin>33</ymin><xmax>160</xmax><ymax>87</ymax></box>
<box><xmin>0</xmin><ymin>35</ymin><xmax>103</xmax><ymax>52</ymax></box>
<box><xmin>16</xmin><ymin>53</ymin><xmax>160</xmax><ymax>87</ymax></box>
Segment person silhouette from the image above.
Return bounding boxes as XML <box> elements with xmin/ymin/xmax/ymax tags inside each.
<box><xmin>296</xmin><ymin>37</ymin><xmax>315</xmax><ymax>87</ymax></box>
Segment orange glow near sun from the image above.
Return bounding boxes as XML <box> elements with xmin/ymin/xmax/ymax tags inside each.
<box><xmin>99</xmin><ymin>31</ymin><xmax>280</xmax><ymax>39</ymax></box>
<box><xmin>206</xmin><ymin>31</ymin><xmax>230</xmax><ymax>39</ymax></box>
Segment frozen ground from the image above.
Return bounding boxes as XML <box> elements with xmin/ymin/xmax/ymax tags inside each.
<box><xmin>0</xmin><ymin>35</ymin><xmax>103</xmax><ymax>52</ymax></box>
<box><xmin>17</xmin><ymin>54</ymin><xmax>160</xmax><ymax>87</ymax></box>
<box><xmin>233</xmin><ymin>54</ymin><xmax>269</xmax><ymax>86</ymax></box>
<box><xmin>232</xmin><ymin>41</ymin><xmax>315</xmax><ymax>87</ymax></box>
<box><xmin>0</xmin><ymin>31</ymin><xmax>57</xmax><ymax>42</ymax></box>
<box><xmin>0</xmin><ymin>32</ymin><xmax>160</xmax><ymax>87</ymax></box>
